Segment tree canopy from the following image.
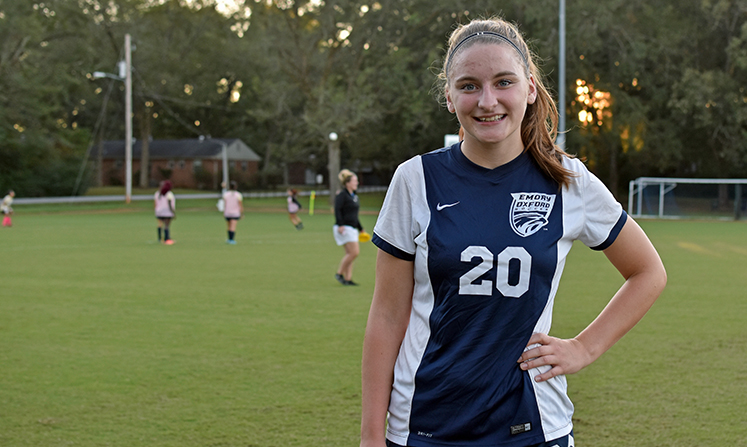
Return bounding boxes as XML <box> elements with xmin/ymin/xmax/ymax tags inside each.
<box><xmin>1</xmin><ymin>0</ymin><xmax>745</xmax><ymax>196</ymax></box>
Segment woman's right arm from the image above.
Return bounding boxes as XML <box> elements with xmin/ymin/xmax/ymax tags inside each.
<box><xmin>361</xmin><ymin>250</ymin><xmax>414</xmax><ymax>447</ymax></box>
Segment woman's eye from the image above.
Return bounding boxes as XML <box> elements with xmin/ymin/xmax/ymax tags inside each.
<box><xmin>498</xmin><ymin>79</ymin><xmax>512</xmax><ymax>87</ymax></box>
<box><xmin>461</xmin><ymin>83</ymin><xmax>477</xmax><ymax>91</ymax></box>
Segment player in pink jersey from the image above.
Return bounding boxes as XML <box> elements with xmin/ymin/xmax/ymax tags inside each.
<box><xmin>222</xmin><ymin>181</ymin><xmax>244</xmax><ymax>244</ymax></box>
<box><xmin>2</xmin><ymin>190</ymin><xmax>14</xmax><ymax>227</ymax></box>
<box><xmin>287</xmin><ymin>188</ymin><xmax>304</xmax><ymax>230</ymax></box>
<box><xmin>154</xmin><ymin>181</ymin><xmax>176</xmax><ymax>244</ymax></box>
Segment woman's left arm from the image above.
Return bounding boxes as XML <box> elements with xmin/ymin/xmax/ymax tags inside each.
<box><xmin>518</xmin><ymin>217</ymin><xmax>667</xmax><ymax>382</ymax></box>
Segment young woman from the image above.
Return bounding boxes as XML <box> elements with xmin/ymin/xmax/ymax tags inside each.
<box><xmin>287</xmin><ymin>188</ymin><xmax>304</xmax><ymax>230</ymax></box>
<box><xmin>360</xmin><ymin>17</ymin><xmax>667</xmax><ymax>447</ymax></box>
<box><xmin>223</xmin><ymin>180</ymin><xmax>244</xmax><ymax>244</ymax></box>
<box><xmin>154</xmin><ymin>181</ymin><xmax>176</xmax><ymax>245</ymax></box>
<box><xmin>334</xmin><ymin>169</ymin><xmax>363</xmax><ymax>286</ymax></box>
<box><xmin>2</xmin><ymin>190</ymin><xmax>15</xmax><ymax>227</ymax></box>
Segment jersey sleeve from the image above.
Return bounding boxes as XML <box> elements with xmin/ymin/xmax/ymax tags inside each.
<box><xmin>372</xmin><ymin>157</ymin><xmax>425</xmax><ymax>261</ymax></box>
<box><xmin>563</xmin><ymin>157</ymin><xmax>627</xmax><ymax>250</ymax></box>
<box><xmin>334</xmin><ymin>192</ymin><xmax>345</xmax><ymax>226</ymax></box>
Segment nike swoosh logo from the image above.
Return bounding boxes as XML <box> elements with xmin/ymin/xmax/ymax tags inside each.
<box><xmin>436</xmin><ymin>201</ymin><xmax>460</xmax><ymax>211</ymax></box>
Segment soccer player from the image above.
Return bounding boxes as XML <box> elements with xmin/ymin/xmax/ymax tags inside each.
<box><xmin>2</xmin><ymin>190</ymin><xmax>14</xmax><ymax>227</ymax></box>
<box><xmin>360</xmin><ymin>17</ymin><xmax>667</xmax><ymax>447</ymax></box>
<box><xmin>287</xmin><ymin>188</ymin><xmax>304</xmax><ymax>230</ymax></box>
<box><xmin>334</xmin><ymin>169</ymin><xmax>363</xmax><ymax>286</ymax></box>
<box><xmin>223</xmin><ymin>180</ymin><xmax>244</xmax><ymax>244</ymax></box>
<box><xmin>154</xmin><ymin>181</ymin><xmax>176</xmax><ymax>244</ymax></box>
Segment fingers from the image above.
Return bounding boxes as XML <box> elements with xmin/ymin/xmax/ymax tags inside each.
<box><xmin>517</xmin><ymin>335</ymin><xmax>591</xmax><ymax>383</ymax></box>
<box><xmin>533</xmin><ymin>366</ymin><xmax>563</xmax><ymax>383</ymax></box>
<box><xmin>516</xmin><ymin>333</ymin><xmax>564</xmax><ymax>383</ymax></box>
<box><xmin>517</xmin><ymin>333</ymin><xmax>553</xmax><ymax>363</ymax></box>
<box><xmin>519</xmin><ymin>354</ymin><xmax>562</xmax><ymax>381</ymax></box>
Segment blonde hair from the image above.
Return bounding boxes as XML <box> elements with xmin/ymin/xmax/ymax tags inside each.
<box><xmin>437</xmin><ymin>17</ymin><xmax>575</xmax><ymax>188</ymax></box>
<box><xmin>338</xmin><ymin>169</ymin><xmax>356</xmax><ymax>186</ymax></box>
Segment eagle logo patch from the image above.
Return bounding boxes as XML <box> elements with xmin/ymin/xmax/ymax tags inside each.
<box><xmin>509</xmin><ymin>192</ymin><xmax>555</xmax><ymax>237</ymax></box>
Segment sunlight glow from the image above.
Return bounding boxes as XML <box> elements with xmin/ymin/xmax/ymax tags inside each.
<box><xmin>574</xmin><ymin>79</ymin><xmax>611</xmax><ymax>127</ymax></box>
<box><xmin>230</xmin><ymin>80</ymin><xmax>242</xmax><ymax>103</ymax></box>
<box><xmin>217</xmin><ymin>78</ymin><xmax>229</xmax><ymax>95</ymax></box>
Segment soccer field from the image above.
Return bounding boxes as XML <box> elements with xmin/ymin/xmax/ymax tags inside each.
<box><xmin>1</xmin><ymin>198</ymin><xmax>745</xmax><ymax>446</ymax></box>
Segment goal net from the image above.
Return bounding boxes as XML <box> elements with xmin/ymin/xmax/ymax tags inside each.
<box><xmin>628</xmin><ymin>177</ymin><xmax>747</xmax><ymax>220</ymax></box>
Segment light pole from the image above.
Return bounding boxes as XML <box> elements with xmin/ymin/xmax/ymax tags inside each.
<box><xmin>221</xmin><ymin>141</ymin><xmax>229</xmax><ymax>192</ymax></box>
<box><xmin>124</xmin><ymin>34</ymin><xmax>132</xmax><ymax>203</ymax></box>
<box><xmin>92</xmin><ymin>34</ymin><xmax>133</xmax><ymax>203</ymax></box>
<box><xmin>327</xmin><ymin>132</ymin><xmax>340</xmax><ymax>206</ymax></box>
<box><xmin>557</xmin><ymin>0</ymin><xmax>566</xmax><ymax>150</ymax></box>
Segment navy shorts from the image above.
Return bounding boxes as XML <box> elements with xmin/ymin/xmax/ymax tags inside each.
<box><xmin>224</xmin><ymin>216</ymin><xmax>240</xmax><ymax>221</ymax></box>
<box><xmin>385</xmin><ymin>432</ymin><xmax>574</xmax><ymax>447</ymax></box>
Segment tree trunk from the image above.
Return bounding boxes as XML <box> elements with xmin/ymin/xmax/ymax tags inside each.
<box><xmin>139</xmin><ymin>104</ymin><xmax>152</xmax><ymax>188</ymax></box>
<box><xmin>608</xmin><ymin>142</ymin><xmax>619</xmax><ymax>199</ymax></box>
<box><xmin>97</xmin><ymin>138</ymin><xmax>104</xmax><ymax>187</ymax></box>
<box><xmin>327</xmin><ymin>137</ymin><xmax>340</xmax><ymax>206</ymax></box>
<box><xmin>96</xmin><ymin>112</ymin><xmax>106</xmax><ymax>187</ymax></box>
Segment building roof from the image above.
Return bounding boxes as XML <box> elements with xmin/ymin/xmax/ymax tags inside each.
<box><xmin>93</xmin><ymin>138</ymin><xmax>261</xmax><ymax>162</ymax></box>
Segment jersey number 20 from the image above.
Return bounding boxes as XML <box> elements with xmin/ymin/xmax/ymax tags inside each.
<box><xmin>459</xmin><ymin>246</ymin><xmax>531</xmax><ymax>297</ymax></box>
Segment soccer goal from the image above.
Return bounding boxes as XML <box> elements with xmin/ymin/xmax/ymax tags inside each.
<box><xmin>628</xmin><ymin>177</ymin><xmax>747</xmax><ymax>220</ymax></box>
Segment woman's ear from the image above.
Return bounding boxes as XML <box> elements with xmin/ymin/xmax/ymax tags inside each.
<box><xmin>446</xmin><ymin>89</ymin><xmax>456</xmax><ymax>114</ymax></box>
<box><xmin>527</xmin><ymin>75</ymin><xmax>538</xmax><ymax>105</ymax></box>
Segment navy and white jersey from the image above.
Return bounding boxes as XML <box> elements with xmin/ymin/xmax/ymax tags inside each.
<box><xmin>372</xmin><ymin>144</ymin><xmax>626</xmax><ymax>447</ymax></box>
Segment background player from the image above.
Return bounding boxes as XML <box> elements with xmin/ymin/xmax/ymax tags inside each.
<box><xmin>2</xmin><ymin>190</ymin><xmax>14</xmax><ymax>227</ymax></box>
<box><xmin>223</xmin><ymin>180</ymin><xmax>244</xmax><ymax>244</ymax></box>
<box><xmin>287</xmin><ymin>188</ymin><xmax>304</xmax><ymax>230</ymax></box>
<box><xmin>334</xmin><ymin>169</ymin><xmax>363</xmax><ymax>286</ymax></box>
<box><xmin>360</xmin><ymin>17</ymin><xmax>667</xmax><ymax>447</ymax></box>
<box><xmin>154</xmin><ymin>181</ymin><xmax>176</xmax><ymax>245</ymax></box>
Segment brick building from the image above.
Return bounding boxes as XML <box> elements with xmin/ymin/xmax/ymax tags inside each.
<box><xmin>93</xmin><ymin>138</ymin><xmax>261</xmax><ymax>189</ymax></box>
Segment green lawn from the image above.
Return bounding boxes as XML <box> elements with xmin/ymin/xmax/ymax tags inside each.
<box><xmin>1</xmin><ymin>201</ymin><xmax>745</xmax><ymax>446</ymax></box>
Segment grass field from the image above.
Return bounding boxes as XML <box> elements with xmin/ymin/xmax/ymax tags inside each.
<box><xmin>1</xmin><ymin>196</ymin><xmax>746</xmax><ymax>446</ymax></box>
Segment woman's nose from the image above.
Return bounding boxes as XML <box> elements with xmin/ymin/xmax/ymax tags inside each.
<box><xmin>478</xmin><ymin>87</ymin><xmax>498</xmax><ymax>109</ymax></box>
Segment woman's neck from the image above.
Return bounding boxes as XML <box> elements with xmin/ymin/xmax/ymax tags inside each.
<box><xmin>460</xmin><ymin>137</ymin><xmax>524</xmax><ymax>169</ymax></box>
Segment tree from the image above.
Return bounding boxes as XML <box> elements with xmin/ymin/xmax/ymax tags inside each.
<box><xmin>0</xmin><ymin>0</ymin><xmax>101</xmax><ymax>196</ymax></box>
<box><xmin>4</xmin><ymin>0</ymin><xmax>745</xmax><ymax>196</ymax></box>
<box><xmin>669</xmin><ymin>0</ymin><xmax>747</xmax><ymax>178</ymax></box>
